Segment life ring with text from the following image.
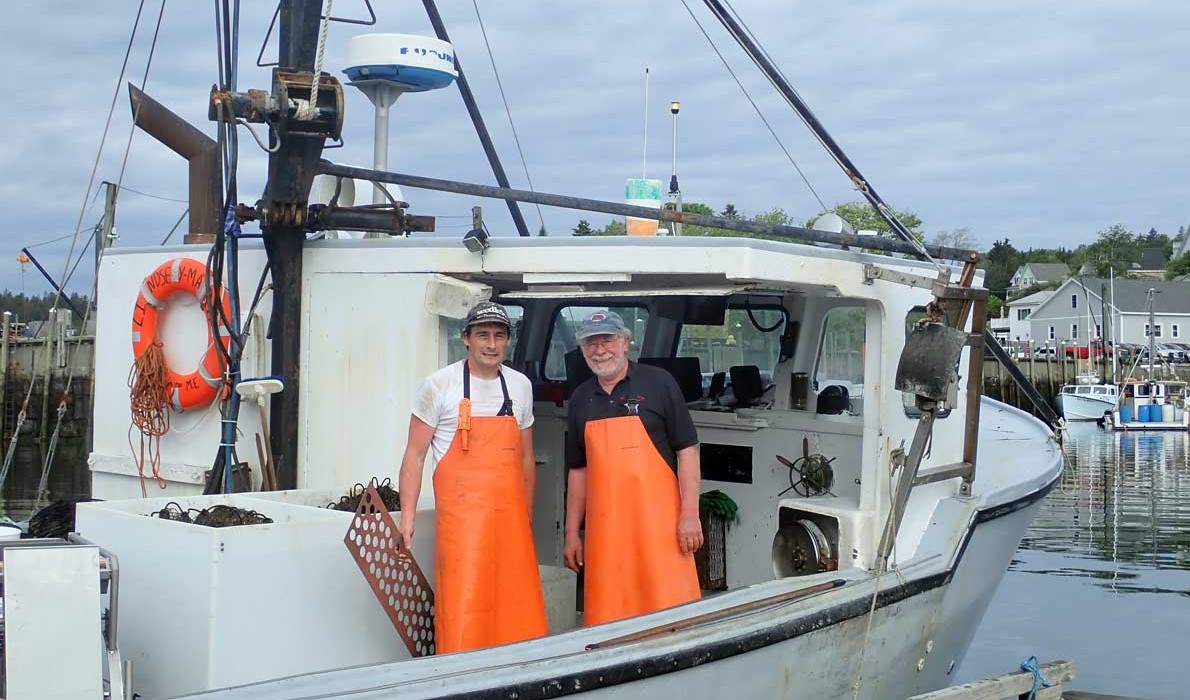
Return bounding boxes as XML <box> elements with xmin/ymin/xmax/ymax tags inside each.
<box><xmin>131</xmin><ymin>258</ymin><xmax>231</xmax><ymax>412</ymax></box>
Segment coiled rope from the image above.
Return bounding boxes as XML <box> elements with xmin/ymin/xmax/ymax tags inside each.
<box><xmin>128</xmin><ymin>340</ymin><xmax>171</xmax><ymax>496</ymax></box>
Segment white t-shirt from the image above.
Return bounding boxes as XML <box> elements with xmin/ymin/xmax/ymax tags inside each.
<box><xmin>411</xmin><ymin>360</ymin><xmax>535</xmax><ymax>463</ymax></box>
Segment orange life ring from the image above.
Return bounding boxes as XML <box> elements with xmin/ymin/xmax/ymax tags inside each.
<box><xmin>131</xmin><ymin>258</ymin><xmax>232</xmax><ymax>412</ymax></box>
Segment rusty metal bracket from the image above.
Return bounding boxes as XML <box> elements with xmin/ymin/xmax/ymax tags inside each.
<box><xmin>344</xmin><ymin>484</ymin><xmax>435</xmax><ymax>657</ymax></box>
<box><xmin>862</xmin><ymin>264</ymin><xmax>947</xmax><ymax>290</ymax></box>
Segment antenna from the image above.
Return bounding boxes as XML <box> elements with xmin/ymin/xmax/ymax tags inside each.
<box><xmin>641</xmin><ymin>67</ymin><xmax>649</xmax><ymax>178</ymax></box>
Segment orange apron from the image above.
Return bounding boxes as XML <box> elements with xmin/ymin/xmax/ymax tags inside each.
<box><xmin>432</xmin><ymin>364</ymin><xmax>547</xmax><ymax>653</ymax></box>
<box><xmin>583</xmin><ymin>413</ymin><xmax>701</xmax><ymax>626</ymax></box>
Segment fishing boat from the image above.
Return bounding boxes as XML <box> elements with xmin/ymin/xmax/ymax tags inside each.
<box><xmin>3</xmin><ymin>3</ymin><xmax>1063</xmax><ymax>700</ymax></box>
<box><xmin>1101</xmin><ymin>290</ymin><xmax>1189</xmax><ymax>431</ymax></box>
<box><xmin>1057</xmin><ymin>373</ymin><xmax>1118</xmax><ymax>421</ymax></box>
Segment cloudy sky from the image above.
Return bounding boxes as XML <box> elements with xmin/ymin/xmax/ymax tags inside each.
<box><xmin>2</xmin><ymin>1</ymin><xmax>1188</xmax><ymax>295</ymax></box>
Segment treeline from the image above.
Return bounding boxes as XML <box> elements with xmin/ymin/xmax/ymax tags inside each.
<box><xmin>0</xmin><ymin>292</ymin><xmax>91</xmax><ymax>324</ymax></box>
<box><xmin>570</xmin><ymin>202</ymin><xmax>1189</xmax><ymax>309</ymax></box>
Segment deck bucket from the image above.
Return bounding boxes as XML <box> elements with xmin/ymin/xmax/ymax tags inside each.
<box><xmin>1119</xmin><ymin>405</ymin><xmax>1133</xmax><ymax>424</ymax></box>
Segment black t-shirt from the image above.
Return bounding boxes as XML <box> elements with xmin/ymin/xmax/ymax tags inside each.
<box><xmin>565</xmin><ymin>362</ymin><xmax>699</xmax><ymax>472</ymax></box>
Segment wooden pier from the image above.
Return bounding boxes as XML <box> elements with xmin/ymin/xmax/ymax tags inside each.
<box><xmin>981</xmin><ymin>355</ymin><xmax>1188</xmax><ymax>418</ymax></box>
<box><xmin>906</xmin><ymin>660</ymin><xmax>1166</xmax><ymax>700</ymax></box>
<box><xmin>0</xmin><ymin>327</ymin><xmax>94</xmax><ymax>440</ymax></box>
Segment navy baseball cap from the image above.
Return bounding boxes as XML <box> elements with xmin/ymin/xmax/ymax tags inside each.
<box><xmin>464</xmin><ymin>301</ymin><xmax>511</xmax><ymax>332</ymax></box>
<box><xmin>576</xmin><ymin>311</ymin><xmax>628</xmax><ymax>340</ymax></box>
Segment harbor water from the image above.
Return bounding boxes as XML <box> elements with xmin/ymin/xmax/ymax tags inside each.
<box><xmin>958</xmin><ymin>422</ymin><xmax>1189</xmax><ymax>698</ymax></box>
<box><xmin>1</xmin><ymin>426</ymin><xmax>1187</xmax><ymax>697</ymax></box>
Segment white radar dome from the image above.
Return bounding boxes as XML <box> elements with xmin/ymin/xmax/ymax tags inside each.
<box><xmin>344</xmin><ymin>34</ymin><xmax>458</xmax><ymax>92</ymax></box>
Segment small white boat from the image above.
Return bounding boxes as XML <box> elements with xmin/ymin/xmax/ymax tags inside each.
<box><xmin>1058</xmin><ymin>375</ymin><xmax>1118</xmax><ymax>421</ymax></box>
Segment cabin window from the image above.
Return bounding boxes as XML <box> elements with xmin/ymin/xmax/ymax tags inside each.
<box><xmin>1071</xmin><ymin>294</ymin><xmax>1078</xmax><ymax>309</ymax></box>
<box><xmin>814</xmin><ymin>306</ymin><xmax>864</xmax><ymax>415</ymax></box>
<box><xmin>543</xmin><ymin>305</ymin><xmax>649</xmax><ymax>381</ymax></box>
<box><xmin>1076</xmin><ymin>386</ymin><xmax>1091</xmax><ymax>394</ymax></box>
<box><xmin>445</xmin><ymin>304</ymin><xmax>524</xmax><ymax>365</ymax></box>
<box><xmin>1017</xmin><ymin>308</ymin><xmax>1031</xmax><ymax>321</ymax></box>
<box><xmin>1092</xmin><ymin>386</ymin><xmax>1108</xmax><ymax>395</ymax></box>
<box><xmin>676</xmin><ymin>306</ymin><xmax>786</xmax><ymax>390</ymax></box>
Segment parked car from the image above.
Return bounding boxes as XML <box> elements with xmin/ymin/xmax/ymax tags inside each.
<box><xmin>1156</xmin><ymin>343</ymin><xmax>1187</xmax><ymax>364</ymax></box>
<box><xmin>1063</xmin><ymin>340</ymin><xmax>1105</xmax><ymax>359</ymax></box>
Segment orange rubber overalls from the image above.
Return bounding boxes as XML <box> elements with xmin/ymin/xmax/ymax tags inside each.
<box><xmin>432</xmin><ymin>363</ymin><xmax>547</xmax><ymax>653</ymax></box>
<box><xmin>582</xmin><ymin>394</ymin><xmax>701</xmax><ymax>626</ymax></box>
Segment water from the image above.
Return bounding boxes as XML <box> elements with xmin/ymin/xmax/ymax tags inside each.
<box><xmin>1</xmin><ymin>429</ymin><xmax>1187</xmax><ymax>696</ymax></box>
<box><xmin>959</xmin><ymin>423</ymin><xmax>1190</xmax><ymax>698</ymax></box>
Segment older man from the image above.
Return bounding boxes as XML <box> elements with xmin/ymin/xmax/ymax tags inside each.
<box><xmin>398</xmin><ymin>301</ymin><xmax>546</xmax><ymax>653</ymax></box>
<box><xmin>563</xmin><ymin>311</ymin><xmax>703</xmax><ymax>625</ymax></box>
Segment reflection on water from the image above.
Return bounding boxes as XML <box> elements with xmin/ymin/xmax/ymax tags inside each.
<box><xmin>960</xmin><ymin>423</ymin><xmax>1190</xmax><ymax>698</ymax></box>
<box><xmin>0</xmin><ymin>437</ymin><xmax>89</xmax><ymax>521</ymax></box>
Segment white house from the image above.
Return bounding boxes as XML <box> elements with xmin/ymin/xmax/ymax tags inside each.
<box><xmin>1005</xmin><ymin>290</ymin><xmax>1053</xmax><ymax>343</ymax></box>
<box><xmin>1007</xmin><ymin>263</ymin><xmax>1070</xmax><ymax>294</ymax></box>
<box><xmin>1027</xmin><ymin>277</ymin><xmax>1190</xmax><ymax>347</ymax></box>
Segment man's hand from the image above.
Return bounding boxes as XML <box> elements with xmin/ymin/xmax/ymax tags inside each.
<box><xmin>563</xmin><ymin>532</ymin><xmax>585</xmax><ymax>573</ymax></box>
<box><xmin>399</xmin><ymin>513</ymin><xmax>415</xmax><ymax>549</ymax></box>
<box><xmin>677</xmin><ymin>513</ymin><xmax>703</xmax><ymax>555</ymax></box>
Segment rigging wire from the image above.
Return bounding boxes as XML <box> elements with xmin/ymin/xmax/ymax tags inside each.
<box><xmin>55</xmin><ymin>0</ymin><xmax>148</xmax><ymax>291</ymax></box>
<box><xmin>677</xmin><ymin>0</ymin><xmax>827</xmax><ymax>213</ymax></box>
<box><xmin>18</xmin><ymin>0</ymin><xmax>159</xmax><ymax>505</ymax></box>
<box><xmin>114</xmin><ymin>0</ymin><xmax>169</xmax><ymax>207</ymax></box>
<box><xmin>160</xmin><ymin>208</ymin><xmax>191</xmax><ymax>245</ymax></box>
<box><xmin>471</xmin><ymin>0</ymin><xmax>547</xmax><ymax>232</ymax></box>
<box><xmin>699</xmin><ymin>0</ymin><xmax>939</xmax><ymax>266</ymax></box>
<box><xmin>116</xmin><ymin>184</ymin><xmax>189</xmax><ymax>204</ymax></box>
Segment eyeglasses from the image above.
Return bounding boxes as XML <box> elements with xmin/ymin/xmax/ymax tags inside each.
<box><xmin>580</xmin><ymin>335</ymin><xmax>622</xmax><ymax>349</ymax></box>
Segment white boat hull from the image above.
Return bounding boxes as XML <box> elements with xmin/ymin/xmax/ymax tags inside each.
<box><xmin>178</xmin><ymin>481</ymin><xmax>1055</xmax><ymax>700</ymax></box>
<box><xmin>1059</xmin><ymin>393</ymin><xmax>1116</xmax><ymax>421</ymax></box>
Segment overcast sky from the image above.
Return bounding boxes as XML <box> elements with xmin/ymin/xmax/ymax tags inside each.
<box><xmin>2</xmin><ymin>1</ymin><xmax>1188</xmax><ymax>296</ymax></box>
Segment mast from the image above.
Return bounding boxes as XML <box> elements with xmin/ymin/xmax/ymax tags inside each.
<box><xmin>1110</xmin><ymin>269</ymin><xmax>1119</xmax><ymax>382</ymax></box>
<box><xmin>1146</xmin><ymin>288</ymin><xmax>1156</xmax><ymax>382</ymax></box>
<box><xmin>262</xmin><ymin>0</ymin><xmax>337</xmax><ymax>489</ymax></box>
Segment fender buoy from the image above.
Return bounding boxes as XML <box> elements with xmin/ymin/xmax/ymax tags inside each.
<box><xmin>131</xmin><ymin>258</ymin><xmax>231</xmax><ymax>412</ymax></box>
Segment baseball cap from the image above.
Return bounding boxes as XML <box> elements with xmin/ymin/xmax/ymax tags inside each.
<box><xmin>576</xmin><ymin>311</ymin><xmax>628</xmax><ymax>340</ymax></box>
<box><xmin>464</xmin><ymin>301</ymin><xmax>511</xmax><ymax>332</ymax></box>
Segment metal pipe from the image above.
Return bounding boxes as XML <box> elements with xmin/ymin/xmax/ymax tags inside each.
<box><xmin>19</xmin><ymin>248</ymin><xmax>84</xmax><ymax>318</ymax></box>
<box><xmin>128</xmin><ymin>85</ymin><xmax>222</xmax><ymax>242</ymax></box>
<box><xmin>317</xmin><ymin>162</ymin><xmax>977</xmax><ymax>261</ymax></box>
<box><xmin>420</xmin><ymin>0</ymin><xmax>531</xmax><ymax>237</ymax></box>
<box><xmin>877</xmin><ymin>408</ymin><xmax>937</xmax><ymax>568</ymax></box>
<box><xmin>983</xmin><ymin>331</ymin><xmax>1059</xmax><ymax>428</ymax></box>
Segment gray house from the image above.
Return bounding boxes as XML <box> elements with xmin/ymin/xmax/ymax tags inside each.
<box><xmin>1007</xmin><ymin>263</ymin><xmax>1070</xmax><ymax>294</ymax></box>
<box><xmin>1026</xmin><ymin>277</ymin><xmax>1190</xmax><ymax>346</ymax></box>
<box><xmin>1005</xmin><ymin>290</ymin><xmax>1053</xmax><ymax>342</ymax></box>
